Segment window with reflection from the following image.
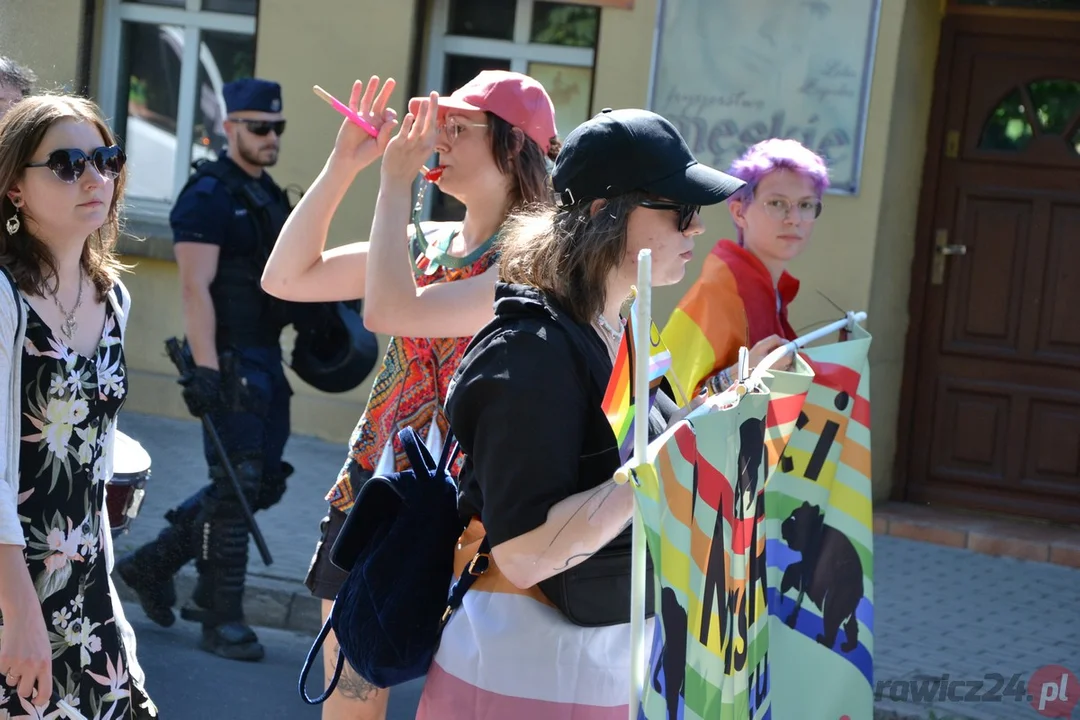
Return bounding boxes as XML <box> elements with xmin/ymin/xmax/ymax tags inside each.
<box><xmin>105</xmin><ymin>0</ymin><xmax>258</xmax><ymax>206</ymax></box>
<box><xmin>427</xmin><ymin>0</ymin><xmax>600</xmax><ymax>221</ymax></box>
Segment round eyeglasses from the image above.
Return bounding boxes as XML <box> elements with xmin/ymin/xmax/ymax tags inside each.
<box><xmin>759</xmin><ymin>197</ymin><xmax>823</xmax><ymax>222</ymax></box>
<box><xmin>440</xmin><ymin>119</ymin><xmax>488</xmax><ymax>145</ymax></box>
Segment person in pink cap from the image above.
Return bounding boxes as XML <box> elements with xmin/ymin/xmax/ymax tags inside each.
<box><xmin>261</xmin><ymin>71</ymin><xmax>558</xmax><ymax>720</ymax></box>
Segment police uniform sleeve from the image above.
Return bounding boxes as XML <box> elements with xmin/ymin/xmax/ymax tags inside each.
<box><xmin>447</xmin><ymin>326</ymin><xmax>589</xmax><ymax>548</ymax></box>
<box><xmin>170</xmin><ymin>175</ymin><xmax>231</xmax><ymax>246</ymax></box>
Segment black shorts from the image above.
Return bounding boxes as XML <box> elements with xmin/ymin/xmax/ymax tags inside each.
<box><xmin>305</xmin><ymin>465</ymin><xmax>374</xmax><ymax>600</ymax></box>
<box><xmin>304</xmin><ymin>506</ymin><xmax>350</xmax><ymax>601</ymax></box>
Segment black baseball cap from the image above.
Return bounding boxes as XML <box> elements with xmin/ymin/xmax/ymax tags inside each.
<box><xmin>551</xmin><ymin>108</ymin><xmax>745</xmax><ymax>208</ymax></box>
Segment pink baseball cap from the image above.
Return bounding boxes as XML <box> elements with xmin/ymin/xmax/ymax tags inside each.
<box><xmin>409</xmin><ymin>70</ymin><xmax>557</xmax><ymax>153</ymax></box>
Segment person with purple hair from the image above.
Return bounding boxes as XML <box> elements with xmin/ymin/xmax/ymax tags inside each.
<box><xmin>662</xmin><ymin>138</ymin><xmax>830</xmax><ymax>401</ymax></box>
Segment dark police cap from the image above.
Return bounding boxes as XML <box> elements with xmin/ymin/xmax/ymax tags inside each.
<box><xmin>223</xmin><ymin>78</ymin><xmax>283</xmax><ymax>114</ymax></box>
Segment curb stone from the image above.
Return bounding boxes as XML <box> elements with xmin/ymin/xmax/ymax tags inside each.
<box><xmin>114</xmin><ymin>565</ymin><xmax>323</xmax><ymax>636</ymax></box>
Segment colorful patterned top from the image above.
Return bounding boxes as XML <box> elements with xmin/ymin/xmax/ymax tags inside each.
<box><xmin>326</xmin><ymin>222</ymin><xmax>499</xmax><ymax>513</ymax></box>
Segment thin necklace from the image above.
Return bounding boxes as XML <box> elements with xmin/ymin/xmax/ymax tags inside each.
<box><xmin>594</xmin><ymin>313</ymin><xmax>623</xmax><ymax>361</ymax></box>
<box><xmin>53</xmin><ymin>267</ymin><xmax>85</xmax><ymax>340</ymax></box>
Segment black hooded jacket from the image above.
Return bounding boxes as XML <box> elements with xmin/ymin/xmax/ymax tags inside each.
<box><xmin>447</xmin><ymin>281</ymin><xmax>677</xmax><ymax>564</ymax></box>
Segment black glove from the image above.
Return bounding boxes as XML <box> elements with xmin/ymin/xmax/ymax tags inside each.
<box><xmin>179</xmin><ymin>366</ymin><xmax>223</xmax><ymax>417</ymax></box>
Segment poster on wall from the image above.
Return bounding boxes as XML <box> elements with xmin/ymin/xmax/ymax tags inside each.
<box><xmin>648</xmin><ymin>0</ymin><xmax>882</xmax><ymax>195</ymax></box>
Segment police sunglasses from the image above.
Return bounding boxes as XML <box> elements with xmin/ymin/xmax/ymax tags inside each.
<box><xmin>637</xmin><ymin>199</ymin><xmax>701</xmax><ymax>233</ymax></box>
<box><xmin>24</xmin><ymin>145</ymin><xmax>126</xmax><ymax>184</ymax></box>
<box><xmin>231</xmin><ymin>118</ymin><xmax>287</xmax><ymax>136</ymax></box>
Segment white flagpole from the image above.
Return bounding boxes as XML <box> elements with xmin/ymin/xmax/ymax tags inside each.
<box><xmin>749</xmin><ymin>311</ymin><xmax>867</xmax><ymax>384</ymax></box>
<box><xmin>692</xmin><ymin>311</ymin><xmax>868</xmax><ymax>418</ymax></box>
<box><xmin>629</xmin><ymin>249</ymin><xmax>651</xmax><ymax>719</ymax></box>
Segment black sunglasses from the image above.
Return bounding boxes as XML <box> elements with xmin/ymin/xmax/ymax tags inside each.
<box><xmin>637</xmin><ymin>199</ymin><xmax>701</xmax><ymax>232</ymax></box>
<box><xmin>24</xmin><ymin>145</ymin><xmax>126</xmax><ymax>184</ymax></box>
<box><xmin>231</xmin><ymin>118</ymin><xmax>286</xmax><ymax>137</ymax></box>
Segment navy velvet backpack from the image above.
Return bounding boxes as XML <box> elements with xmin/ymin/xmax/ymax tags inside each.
<box><xmin>298</xmin><ymin>426</ymin><xmax>490</xmax><ymax>703</ymax></box>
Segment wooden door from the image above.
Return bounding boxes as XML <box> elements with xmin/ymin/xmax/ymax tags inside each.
<box><xmin>902</xmin><ymin>17</ymin><xmax>1080</xmax><ymax>524</ymax></box>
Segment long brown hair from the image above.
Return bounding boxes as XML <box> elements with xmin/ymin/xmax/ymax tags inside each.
<box><xmin>0</xmin><ymin>94</ymin><xmax>127</xmax><ymax>301</ymax></box>
<box><xmin>487</xmin><ymin>112</ymin><xmax>561</xmax><ymax>212</ymax></box>
<box><xmin>498</xmin><ymin>191</ymin><xmax>646</xmax><ymax>324</ymax></box>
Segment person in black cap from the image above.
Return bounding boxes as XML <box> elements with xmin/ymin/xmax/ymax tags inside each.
<box><xmin>117</xmin><ymin>78</ymin><xmax>295</xmax><ymax>661</ymax></box>
<box><xmin>411</xmin><ymin>108</ymin><xmax>744</xmax><ymax>718</ymax></box>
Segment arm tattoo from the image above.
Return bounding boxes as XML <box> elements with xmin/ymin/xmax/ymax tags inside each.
<box><xmin>555</xmin><ymin>551</ymin><xmax>598</xmax><ymax>571</ymax></box>
<box><xmin>544</xmin><ymin>481</ymin><xmax>619</xmax><ymax>555</ymax></box>
<box><xmin>337</xmin><ymin>663</ymin><xmax>381</xmax><ymax>702</ymax></box>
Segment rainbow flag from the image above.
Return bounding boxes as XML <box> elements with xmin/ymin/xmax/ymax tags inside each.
<box><xmin>601</xmin><ymin>297</ymin><xmax>673</xmax><ymax>463</ymax></box>
<box><xmin>662</xmin><ymin>239</ymin><xmax>800</xmax><ymax>403</ymax></box>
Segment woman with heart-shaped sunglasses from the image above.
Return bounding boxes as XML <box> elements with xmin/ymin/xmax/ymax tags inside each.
<box><xmin>0</xmin><ymin>94</ymin><xmax>157</xmax><ymax>718</ymax></box>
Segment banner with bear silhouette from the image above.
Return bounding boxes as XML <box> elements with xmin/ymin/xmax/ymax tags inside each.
<box><xmin>631</xmin><ymin>357</ymin><xmax>815</xmax><ymax>720</ymax></box>
<box><xmin>763</xmin><ymin>324</ymin><xmax>873</xmax><ymax>720</ymax></box>
<box><xmin>631</xmin><ymin>325</ymin><xmax>872</xmax><ymax>720</ymax></box>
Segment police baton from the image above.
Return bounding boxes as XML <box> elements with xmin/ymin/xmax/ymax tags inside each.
<box><xmin>164</xmin><ymin>337</ymin><xmax>274</xmax><ymax>567</ymax></box>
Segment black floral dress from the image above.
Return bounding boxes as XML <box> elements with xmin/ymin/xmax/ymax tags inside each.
<box><xmin>0</xmin><ymin>298</ymin><xmax>156</xmax><ymax>719</ymax></box>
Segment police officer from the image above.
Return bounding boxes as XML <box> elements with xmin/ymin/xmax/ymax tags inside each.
<box><xmin>118</xmin><ymin>78</ymin><xmax>295</xmax><ymax>661</ymax></box>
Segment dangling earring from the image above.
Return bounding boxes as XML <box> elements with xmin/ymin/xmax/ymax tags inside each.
<box><xmin>5</xmin><ymin>210</ymin><xmax>20</xmax><ymax>235</ymax></box>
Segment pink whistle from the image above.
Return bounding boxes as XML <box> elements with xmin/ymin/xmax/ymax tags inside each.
<box><xmin>312</xmin><ymin>85</ymin><xmax>379</xmax><ymax>137</ymax></box>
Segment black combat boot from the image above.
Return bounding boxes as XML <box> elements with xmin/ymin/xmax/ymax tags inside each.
<box><xmin>183</xmin><ymin>568</ymin><xmax>265</xmax><ymax>662</ymax></box>
<box><xmin>116</xmin><ymin>494</ymin><xmax>201</xmax><ymax>627</ymax></box>
<box><xmin>182</xmin><ymin>495</ymin><xmax>265</xmax><ymax>661</ymax></box>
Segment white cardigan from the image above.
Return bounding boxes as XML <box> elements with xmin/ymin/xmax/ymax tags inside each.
<box><xmin>0</xmin><ymin>272</ymin><xmax>130</xmax><ymax>547</ymax></box>
<box><xmin>0</xmin><ymin>270</ymin><xmax>148</xmax><ymax>692</ymax></box>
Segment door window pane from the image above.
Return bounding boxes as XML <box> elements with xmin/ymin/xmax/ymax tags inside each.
<box><xmin>530</xmin><ymin>2</ymin><xmax>600</xmax><ymax>47</ymax></box>
<box><xmin>448</xmin><ymin>0</ymin><xmax>516</xmax><ymax>40</ymax></box>
<box><xmin>1027</xmin><ymin>79</ymin><xmax>1080</xmax><ymax>134</ymax></box>
<box><xmin>978</xmin><ymin>88</ymin><xmax>1034</xmax><ymax>152</ymax></box>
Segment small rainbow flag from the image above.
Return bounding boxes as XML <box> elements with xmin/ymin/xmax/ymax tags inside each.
<box><xmin>601</xmin><ymin>297</ymin><xmax>673</xmax><ymax>463</ymax></box>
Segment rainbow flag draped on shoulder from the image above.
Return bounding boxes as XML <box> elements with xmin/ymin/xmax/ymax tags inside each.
<box><xmin>601</xmin><ymin>293</ymin><xmax>675</xmax><ymax>463</ymax></box>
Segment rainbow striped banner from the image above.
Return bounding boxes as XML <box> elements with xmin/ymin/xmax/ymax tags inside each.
<box><xmin>764</xmin><ymin>324</ymin><xmax>874</xmax><ymax>720</ymax></box>
<box><xmin>630</xmin><ymin>325</ymin><xmax>874</xmax><ymax>720</ymax></box>
<box><xmin>601</xmin><ymin>297</ymin><xmax>673</xmax><ymax>463</ymax></box>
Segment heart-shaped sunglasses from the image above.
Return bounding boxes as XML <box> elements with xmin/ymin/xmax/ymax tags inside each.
<box><xmin>24</xmin><ymin>145</ymin><xmax>126</xmax><ymax>184</ymax></box>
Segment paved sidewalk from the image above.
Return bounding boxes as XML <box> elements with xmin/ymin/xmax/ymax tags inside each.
<box><xmin>111</xmin><ymin>411</ymin><xmax>340</xmax><ymax>633</ymax></box>
<box><xmin>111</xmin><ymin>411</ymin><xmax>1080</xmax><ymax>720</ymax></box>
<box><xmin>873</xmin><ymin>534</ymin><xmax>1079</xmax><ymax>719</ymax></box>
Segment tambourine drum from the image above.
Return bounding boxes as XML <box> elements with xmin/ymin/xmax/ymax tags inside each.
<box><xmin>105</xmin><ymin>430</ymin><xmax>151</xmax><ymax>537</ymax></box>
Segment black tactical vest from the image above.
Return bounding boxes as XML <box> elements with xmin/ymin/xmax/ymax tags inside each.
<box><xmin>177</xmin><ymin>159</ymin><xmax>296</xmax><ymax>348</ymax></box>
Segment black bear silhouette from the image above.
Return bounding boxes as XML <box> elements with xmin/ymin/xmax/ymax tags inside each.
<box><xmin>651</xmin><ymin>586</ymin><xmax>688</xmax><ymax>719</ymax></box>
<box><xmin>699</xmin><ymin>417</ymin><xmax>765</xmax><ymax>662</ymax></box>
<box><xmin>780</xmin><ymin>501</ymin><xmax>864</xmax><ymax>653</ymax></box>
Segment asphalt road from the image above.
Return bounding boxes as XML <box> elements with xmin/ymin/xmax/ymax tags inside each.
<box><xmin>127</xmin><ymin>604</ymin><xmax>424</xmax><ymax>719</ymax></box>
